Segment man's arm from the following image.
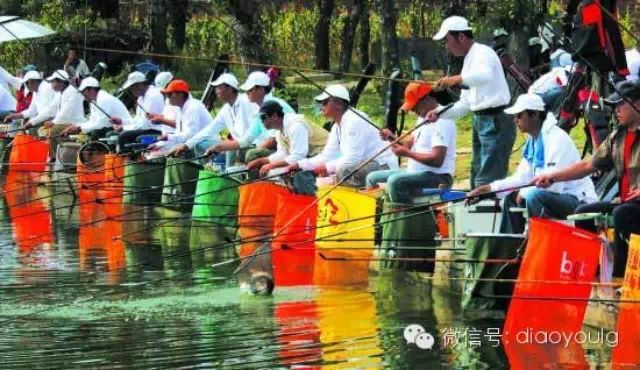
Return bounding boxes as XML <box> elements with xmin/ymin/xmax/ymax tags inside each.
<box><xmin>535</xmin><ymin>160</ymin><xmax>594</xmax><ymax>188</ymax></box>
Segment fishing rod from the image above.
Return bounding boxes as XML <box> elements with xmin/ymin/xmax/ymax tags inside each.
<box><xmin>406</xmin><ymin>274</ymin><xmax>623</xmax><ymax>288</ymax></box>
<box><xmin>480</xmin><ymin>292</ymin><xmax>637</xmax><ymax>304</ymax></box>
<box><xmin>317</xmin><ymin>253</ymin><xmax>519</xmax><ymax>265</ymax></box>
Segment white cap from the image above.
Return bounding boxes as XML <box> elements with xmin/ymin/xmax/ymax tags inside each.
<box><xmin>210</xmin><ymin>73</ymin><xmax>239</xmax><ymax>89</ymax></box>
<box><xmin>528</xmin><ymin>37</ymin><xmax>542</xmax><ymax>47</ymax></box>
<box><xmin>22</xmin><ymin>70</ymin><xmax>42</xmax><ymax>83</ymax></box>
<box><xmin>504</xmin><ymin>93</ymin><xmax>546</xmax><ymax>115</ymax></box>
<box><xmin>154</xmin><ymin>71</ymin><xmax>173</xmax><ymax>89</ymax></box>
<box><xmin>551</xmin><ymin>49</ymin><xmax>573</xmax><ymax>67</ymax></box>
<box><xmin>46</xmin><ymin>69</ymin><xmax>69</xmax><ymax>82</ymax></box>
<box><xmin>314</xmin><ymin>84</ymin><xmax>350</xmax><ymax>102</ymax></box>
<box><xmin>433</xmin><ymin>16</ymin><xmax>472</xmax><ymax>41</ymax></box>
<box><xmin>78</xmin><ymin>77</ymin><xmax>100</xmax><ymax>92</ymax></box>
<box><xmin>121</xmin><ymin>71</ymin><xmax>147</xmax><ymax>90</ymax></box>
<box><xmin>240</xmin><ymin>71</ymin><xmax>270</xmax><ymax>91</ymax></box>
<box><xmin>493</xmin><ymin>28</ymin><xmax>508</xmax><ymax>38</ymax></box>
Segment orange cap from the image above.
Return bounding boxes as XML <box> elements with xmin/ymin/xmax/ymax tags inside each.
<box><xmin>400</xmin><ymin>82</ymin><xmax>433</xmax><ymax>111</ymax></box>
<box><xmin>162</xmin><ymin>79</ymin><xmax>190</xmax><ymax>94</ymax></box>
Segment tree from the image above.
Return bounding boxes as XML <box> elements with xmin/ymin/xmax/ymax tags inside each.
<box><xmin>224</xmin><ymin>0</ymin><xmax>270</xmax><ymax>65</ymax></box>
<box><xmin>359</xmin><ymin>0</ymin><xmax>370</xmax><ymax>69</ymax></box>
<box><xmin>377</xmin><ymin>0</ymin><xmax>400</xmax><ymax>75</ymax></box>
<box><xmin>338</xmin><ymin>0</ymin><xmax>363</xmax><ymax>72</ymax></box>
<box><xmin>0</xmin><ymin>0</ymin><xmax>23</xmax><ymax>15</ymax></box>
<box><xmin>168</xmin><ymin>0</ymin><xmax>189</xmax><ymax>51</ymax></box>
<box><xmin>314</xmin><ymin>0</ymin><xmax>335</xmax><ymax>70</ymax></box>
<box><xmin>149</xmin><ymin>0</ymin><xmax>169</xmax><ymax>56</ymax></box>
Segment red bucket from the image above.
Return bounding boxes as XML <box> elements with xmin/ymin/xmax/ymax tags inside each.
<box><xmin>8</xmin><ymin>134</ymin><xmax>49</xmax><ymax>172</ymax></box>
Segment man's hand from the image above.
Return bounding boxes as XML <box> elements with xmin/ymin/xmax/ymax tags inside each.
<box><xmin>60</xmin><ymin>125</ymin><xmax>81</xmax><ymax>137</ymax></box>
<box><xmin>109</xmin><ymin>117</ymin><xmax>122</xmax><ymax>126</ymax></box>
<box><xmin>434</xmin><ymin>75</ymin><xmax>462</xmax><ymax>91</ymax></box>
<box><xmin>204</xmin><ymin>144</ymin><xmax>221</xmax><ymax>158</ymax></box>
<box><xmin>425</xmin><ymin>108</ymin><xmax>439</xmax><ymax>123</ymax></box>
<box><xmin>147</xmin><ymin>113</ymin><xmax>165</xmax><ymax>124</ymax></box>
<box><xmin>313</xmin><ymin>164</ymin><xmax>328</xmax><ymax>177</ymax></box>
<box><xmin>466</xmin><ymin>184</ymin><xmax>492</xmax><ymax>205</ymax></box>
<box><xmin>391</xmin><ymin>143</ymin><xmax>410</xmax><ymax>157</ymax></box>
<box><xmin>247</xmin><ymin>157</ymin><xmax>268</xmax><ymax>171</ymax></box>
<box><xmin>380</xmin><ymin>128</ymin><xmax>394</xmax><ymax>140</ymax></box>
<box><xmin>625</xmin><ymin>188</ymin><xmax>640</xmax><ymax>202</ymax></box>
<box><xmin>284</xmin><ymin>162</ymin><xmax>300</xmax><ymax>174</ymax></box>
<box><xmin>3</xmin><ymin>113</ymin><xmax>17</xmax><ymax>123</ymax></box>
<box><xmin>43</xmin><ymin>121</ymin><xmax>53</xmax><ymax>129</ymax></box>
<box><xmin>22</xmin><ymin>121</ymin><xmax>33</xmax><ymax>129</ymax></box>
<box><xmin>534</xmin><ymin>174</ymin><xmax>555</xmax><ymax>188</ymax></box>
<box><xmin>259</xmin><ymin>163</ymin><xmax>275</xmax><ymax>177</ymax></box>
<box><xmin>157</xmin><ymin>134</ymin><xmax>168</xmax><ymax>141</ymax></box>
<box><xmin>167</xmin><ymin>144</ymin><xmax>188</xmax><ymax>157</ymax></box>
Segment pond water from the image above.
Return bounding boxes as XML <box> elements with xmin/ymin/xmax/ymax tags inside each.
<box><xmin>0</xmin><ymin>171</ymin><xmax>618</xmax><ymax>369</ymax></box>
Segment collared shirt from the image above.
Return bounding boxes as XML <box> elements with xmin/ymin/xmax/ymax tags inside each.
<box><xmin>407</xmin><ymin>116</ymin><xmax>457</xmax><ymax>175</ymax></box>
<box><xmin>237</xmin><ymin>95</ymin><xmax>294</xmax><ymax>149</ymax></box>
<box><xmin>268</xmin><ymin>113</ymin><xmax>328</xmax><ymax>165</ymax></box>
<box><xmin>52</xmin><ymin>85</ymin><xmax>85</xmax><ymax>125</ymax></box>
<box><xmin>80</xmin><ymin>90</ymin><xmax>132</xmax><ymax>133</ymax></box>
<box><xmin>0</xmin><ymin>85</ymin><xmax>16</xmax><ymax>112</ymax></box>
<box><xmin>166</xmin><ymin>97</ymin><xmax>213</xmax><ymax>144</ymax></box>
<box><xmin>298</xmin><ymin>109</ymin><xmax>398</xmax><ymax>173</ymax></box>
<box><xmin>21</xmin><ymin>81</ymin><xmax>57</xmax><ymax>125</ymax></box>
<box><xmin>440</xmin><ymin>42</ymin><xmax>511</xmax><ymax>120</ymax></box>
<box><xmin>592</xmin><ymin>125</ymin><xmax>640</xmax><ymax>192</ymax></box>
<box><xmin>528</xmin><ymin>67</ymin><xmax>569</xmax><ymax>95</ymax></box>
<box><xmin>0</xmin><ymin>65</ymin><xmax>23</xmax><ymax>91</ymax></box>
<box><xmin>124</xmin><ymin>85</ymin><xmax>165</xmax><ymax>131</ymax></box>
<box><xmin>491</xmin><ymin>113</ymin><xmax>597</xmax><ymax>203</ymax></box>
<box><xmin>185</xmin><ymin>94</ymin><xmax>256</xmax><ymax>149</ymax></box>
<box><xmin>625</xmin><ymin>48</ymin><xmax>640</xmax><ymax>82</ymax></box>
<box><xmin>158</xmin><ymin>97</ymin><xmax>178</xmax><ymax>135</ymax></box>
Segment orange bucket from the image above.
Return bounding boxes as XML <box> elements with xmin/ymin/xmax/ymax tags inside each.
<box><xmin>8</xmin><ymin>134</ymin><xmax>49</xmax><ymax>172</ymax></box>
<box><xmin>76</xmin><ymin>156</ymin><xmax>105</xmax><ymax>185</ymax></box>
<box><xmin>104</xmin><ymin>153</ymin><xmax>125</xmax><ymax>183</ymax></box>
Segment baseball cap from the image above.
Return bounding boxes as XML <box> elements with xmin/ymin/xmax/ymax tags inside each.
<box><xmin>78</xmin><ymin>77</ymin><xmax>100</xmax><ymax>92</ymax></box>
<box><xmin>504</xmin><ymin>93</ymin><xmax>546</xmax><ymax>114</ymax></box>
<box><xmin>401</xmin><ymin>82</ymin><xmax>434</xmax><ymax>111</ymax></box>
<box><xmin>154</xmin><ymin>71</ymin><xmax>174</xmax><ymax>90</ymax></box>
<box><xmin>240</xmin><ymin>71</ymin><xmax>270</xmax><ymax>91</ymax></box>
<box><xmin>46</xmin><ymin>69</ymin><xmax>69</xmax><ymax>82</ymax></box>
<box><xmin>433</xmin><ymin>16</ymin><xmax>472</xmax><ymax>41</ymax></box>
<box><xmin>22</xmin><ymin>70</ymin><xmax>42</xmax><ymax>83</ymax></box>
<box><xmin>161</xmin><ymin>79</ymin><xmax>190</xmax><ymax>94</ymax></box>
<box><xmin>210</xmin><ymin>73</ymin><xmax>239</xmax><ymax>90</ymax></box>
<box><xmin>121</xmin><ymin>71</ymin><xmax>147</xmax><ymax>90</ymax></box>
<box><xmin>314</xmin><ymin>84</ymin><xmax>350</xmax><ymax>102</ymax></box>
<box><xmin>604</xmin><ymin>80</ymin><xmax>640</xmax><ymax>106</ymax></box>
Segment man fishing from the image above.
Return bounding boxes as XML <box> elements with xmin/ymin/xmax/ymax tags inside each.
<box><xmin>535</xmin><ymin>81</ymin><xmax>640</xmax><ymax>277</ymax></box>
<box><xmin>146</xmin><ymin>71</ymin><xmax>178</xmax><ymax>137</ymax></box>
<box><xmin>427</xmin><ymin>15</ymin><xmax>515</xmax><ymax>188</ymax></box>
<box><xmin>246</xmin><ymin>100</ymin><xmax>328</xmax><ymax>176</ymax></box>
<box><xmin>59</xmin><ymin>77</ymin><xmax>132</xmax><ymax>138</ymax></box>
<box><xmin>111</xmin><ymin>71</ymin><xmax>165</xmax><ymax>150</ymax></box>
<box><xmin>4</xmin><ymin>70</ymin><xmax>57</xmax><ymax>129</ymax></box>
<box><xmin>365</xmin><ymin>82</ymin><xmax>457</xmax><ymax>204</ymax></box>
<box><xmin>469</xmin><ymin>93</ymin><xmax>597</xmax><ymax>231</ymax></box>
<box><xmin>285</xmin><ymin>84</ymin><xmax>398</xmax><ymax>188</ymax></box>
<box><xmin>203</xmin><ymin>71</ymin><xmax>295</xmax><ymax>163</ymax></box>
<box><xmin>166</xmin><ymin>73</ymin><xmax>256</xmax><ymax>161</ymax></box>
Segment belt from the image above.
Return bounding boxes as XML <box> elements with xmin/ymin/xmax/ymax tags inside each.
<box><xmin>473</xmin><ymin>105</ymin><xmax>508</xmax><ymax>116</ymax></box>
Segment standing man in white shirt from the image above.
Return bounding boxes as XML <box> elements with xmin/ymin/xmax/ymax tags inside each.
<box><xmin>626</xmin><ymin>46</ymin><xmax>640</xmax><ymax>82</ymax></box>
<box><xmin>146</xmin><ymin>71</ymin><xmax>178</xmax><ymax>136</ymax></box>
<box><xmin>427</xmin><ymin>16</ymin><xmax>516</xmax><ymax>188</ymax></box>
<box><xmin>468</xmin><ymin>93</ymin><xmax>597</xmax><ymax>221</ymax></box>
<box><xmin>286</xmin><ymin>84</ymin><xmax>398</xmax><ymax>188</ymax></box>
<box><xmin>366</xmin><ymin>82</ymin><xmax>457</xmax><ymax>203</ymax></box>
<box><xmin>153</xmin><ymin>80</ymin><xmax>212</xmax><ymax>151</ymax></box>
<box><xmin>59</xmin><ymin>77</ymin><xmax>132</xmax><ymax>138</ymax></box>
<box><xmin>0</xmin><ymin>84</ymin><xmax>16</xmax><ymax>120</ymax></box>
<box><xmin>111</xmin><ymin>71</ymin><xmax>165</xmax><ymax>150</ymax></box>
<box><xmin>166</xmin><ymin>73</ymin><xmax>256</xmax><ymax>163</ymax></box>
<box><xmin>4</xmin><ymin>71</ymin><xmax>57</xmax><ymax>129</ymax></box>
<box><xmin>41</xmin><ymin>70</ymin><xmax>85</xmax><ymax>156</ymax></box>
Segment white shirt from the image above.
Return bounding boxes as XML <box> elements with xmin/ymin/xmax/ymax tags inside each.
<box><xmin>124</xmin><ymin>85</ymin><xmax>165</xmax><ymax>131</ymax></box>
<box><xmin>0</xmin><ymin>85</ymin><xmax>15</xmax><ymax>112</ymax></box>
<box><xmin>625</xmin><ymin>48</ymin><xmax>640</xmax><ymax>82</ymax></box>
<box><xmin>0</xmin><ymin>66</ymin><xmax>22</xmax><ymax>91</ymax></box>
<box><xmin>528</xmin><ymin>67</ymin><xmax>569</xmax><ymax>95</ymax></box>
<box><xmin>166</xmin><ymin>97</ymin><xmax>213</xmax><ymax>144</ymax></box>
<box><xmin>80</xmin><ymin>90</ymin><xmax>132</xmax><ymax>133</ymax></box>
<box><xmin>268</xmin><ymin>113</ymin><xmax>311</xmax><ymax>165</ymax></box>
<box><xmin>407</xmin><ymin>117</ymin><xmax>456</xmax><ymax>175</ymax></box>
<box><xmin>158</xmin><ymin>98</ymin><xmax>178</xmax><ymax>135</ymax></box>
<box><xmin>52</xmin><ymin>85</ymin><xmax>85</xmax><ymax>125</ymax></box>
<box><xmin>299</xmin><ymin>109</ymin><xmax>398</xmax><ymax>173</ymax></box>
<box><xmin>21</xmin><ymin>81</ymin><xmax>57</xmax><ymax>125</ymax></box>
<box><xmin>440</xmin><ymin>42</ymin><xmax>511</xmax><ymax>119</ymax></box>
<box><xmin>490</xmin><ymin>113</ymin><xmax>597</xmax><ymax>203</ymax></box>
<box><xmin>185</xmin><ymin>94</ymin><xmax>257</xmax><ymax>149</ymax></box>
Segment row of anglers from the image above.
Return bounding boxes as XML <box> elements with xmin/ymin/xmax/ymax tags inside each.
<box><xmin>0</xmin><ymin>16</ymin><xmax>639</xmax><ymax>279</ymax></box>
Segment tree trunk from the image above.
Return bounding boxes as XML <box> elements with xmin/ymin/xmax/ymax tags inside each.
<box><xmin>90</xmin><ymin>0</ymin><xmax>119</xmax><ymax>19</ymax></box>
<box><xmin>0</xmin><ymin>0</ymin><xmax>23</xmax><ymax>15</ymax></box>
<box><xmin>377</xmin><ymin>0</ymin><xmax>400</xmax><ymax>75</ymax></box>
<box><xmin>314</xmin><ymin>0</ymin><xmax>335</xmax><ymax>70</ymax></box>
<box><xmin>168</xmin><ymin>0</ymin><xmax>188</xmax><ymax>51</ymax></box>
<box><xmin>339</xmin><ymin>0</ymin><xmax>362</xmax><ymax>72</ymax></box>
<box><xmin>359</xmin><ymin>0</ymin><xmax>370</xmax><ymax>69</ymax></box>
<box><xmin>149</xmin><ymin>0</ymin><xmax>169</xmax><ymax>57</ymax></box>
<box><xmin>226</xmin><ymin>0</ymin><xmax>270</xmax><ymax>65</ymax></box>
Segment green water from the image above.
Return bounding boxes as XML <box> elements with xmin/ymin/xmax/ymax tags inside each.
<box><xmin>0</xmin><ymin>180</ymin><xmax>614</xmax><ymax>369</ymax></box>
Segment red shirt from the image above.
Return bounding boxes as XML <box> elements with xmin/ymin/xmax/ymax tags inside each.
<box><xmin>621</xmin><ymin>130</ymin><xmax>637</xmax><ymax>201</ymax></box>
<box><xmin>15</xmin><ymin>86</ymin><xmax>32</xmax><ymax>113</ymax></box>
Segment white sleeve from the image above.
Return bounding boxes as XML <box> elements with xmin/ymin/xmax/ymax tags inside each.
<box><xmin>437</xmin><ymin>98</ymin><xmax>470</xmax><ymax>120</ymax></box>
<box><xmin>326</xmin><ymin>122</ymin><xmax>365</xmax><ymax>173</ymax></box>
<box><xmin>298</xmin><ymin>123</ymin><xmax>340</xmax><ymax>171</ymax></box>
<box><xmin>490</xmin><ymin>158</ymin><xmax>533</xmax><ymax>198</ymax></box>
<box><xmin>273</xmin><ymin>122</ymin><xmax>309</xmax><ymax>164</ymax></box>
<box><xmin>184</xmin><ymin>108</ymin><xmax>226</xmax><ymax>149</ymax></box>
<box><xmin>0</xmin><ymin>66</ymin><xmax>22</xmax><ymax>90</ymax></box>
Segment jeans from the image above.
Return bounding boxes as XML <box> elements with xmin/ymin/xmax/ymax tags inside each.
<box><xmin>337</xmin><ymin>161</ymin><xmax>389</xmax><ymax>188</ymax></box>
<box><xmin>522</xmin><ymin>188</ymin><xmax>584</xmax><ymax>219</ymax></box>
<box><xmin>366</xmin><ymin>169</ymin><xmax>453</xmax><ymax>204</ymax></box>
<box><xmin>574</xmin><ymin>200</ymin><xmax>640</xmax><ymax>277</ymax></box>
<box><xmin>471</xmin><ymin>111</ymin><xmax>516</xmax><ymax>188</ymax></box>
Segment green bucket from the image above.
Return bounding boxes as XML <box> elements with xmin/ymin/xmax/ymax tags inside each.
<box><xmin>191</xmin><ymin>170</ymin><xmax>240</xmax><ymax>228</ymax></box>
<box><xmin>161</xmin><ymin>158</ymin><xmax>203</xmax><ymax>212</ymax></box>
<box><xmin>122</xmin><ymin>157</ymin><xmax>166</xmax><ymax>206</ymax></box>
<box><xmin>380</xmin><ymin>197</ymin><xmax>438</xmax><ymax>273</ymax></box>
<box><xmin>0</xmin><ymin>137</ymin><xmax>12</xmax><ymax>172</ymax></box>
